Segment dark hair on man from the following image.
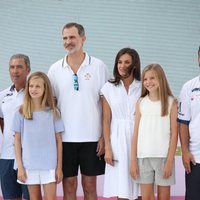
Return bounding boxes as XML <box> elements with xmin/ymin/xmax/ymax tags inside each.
<box><xmin>62</xmin><ymin>22</ymin><xmax>85</xmax><ymax>36</ymax></box>
<box><xmin>109</xmin><ymin>47</ymin><xmax>141</xmax><ymax>86</ymax></box>
<box><xmin>198</xmin><ymin>46</ymin><xmax>200</xmax><ymax>54</ymax></box>
<box><xmin>9</xmin><ymin>54</ymin><xmax>31</xmax><ymax>69</ymax></box>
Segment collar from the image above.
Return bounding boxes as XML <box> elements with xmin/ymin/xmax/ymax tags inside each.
<box><xmin>120</xmin><ymin>79</ymin><xmax>141</xmax><ymax>89</ymax></box>
<box><xmin>9</xmin><ymin>85</ymin><xmax>24</xmax><ymax>93</ymax></box>
<box><xmin>62</xmin><ymin>53</ymin><xmax>91</xmax><ymax>68</ymax></box>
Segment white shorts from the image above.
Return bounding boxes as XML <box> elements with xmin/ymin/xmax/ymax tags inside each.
<box><xmin>17</xmin><ymin>169</ymin><xmax>56</xmax><ymax>185</ymax></box>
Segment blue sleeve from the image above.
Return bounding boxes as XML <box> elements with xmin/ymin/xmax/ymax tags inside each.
<box><xmin>54</xmin><ymin>117</ymin><xmax>65</xmax><ymax>134</ymax></box>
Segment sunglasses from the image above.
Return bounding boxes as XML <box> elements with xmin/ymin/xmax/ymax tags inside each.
<box><xmin>72</xmin><ymin>74</ymin><xmax>79</xmax><ymax>91</ymax></box>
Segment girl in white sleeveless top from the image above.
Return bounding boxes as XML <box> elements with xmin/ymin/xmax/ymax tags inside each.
<box><xmin>131</xmin><ymin>64</ymin><xmax>178</xmax><ymax>200</ymax></box>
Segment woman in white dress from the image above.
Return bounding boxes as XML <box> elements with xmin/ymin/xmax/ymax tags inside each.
<box><xmin>101</xmin><ymin>48</ymin><xmax>141</xmax><ymax>200</ymax></box>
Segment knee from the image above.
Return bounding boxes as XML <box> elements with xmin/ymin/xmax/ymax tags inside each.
<box><xmin>63</xmin><ymin>177</ymin><xmax>77</xmax><ymax>193</ymax></box>
<box><xmin>82</xmin><ymin>178</ymin><xmax>96</xmax><ymax>194</ymax></box>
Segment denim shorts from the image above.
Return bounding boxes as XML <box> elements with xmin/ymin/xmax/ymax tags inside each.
<box><xmin>0</xmin><ymin>159</ymin><xmax>29</xmax><ymax>199</ymax></box>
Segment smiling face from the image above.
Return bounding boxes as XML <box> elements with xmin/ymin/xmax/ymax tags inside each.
<box><xmin>117</xmin><ymin>53</ymin><xmax>133</xmax><ymax>78</ymax></box>
<box><xmin>62</xmin><ymin>26</ymin><xmax>86</xmax><ymax>55</ymax></box>
<box><xmin>143</xmin><ymin>70</ymin><xmax>159</xmax><ymax>94</ymax></box>
<box><xmin>28</xmin><ymin>77</ymin><xmax>45</xmax><ymax>101</ymax></box>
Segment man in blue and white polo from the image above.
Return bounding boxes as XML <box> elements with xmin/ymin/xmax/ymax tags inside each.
<box><xmin>178</xmin><ymin>46</ymin><xmax>200</xmax><ymax>200</ymax></box>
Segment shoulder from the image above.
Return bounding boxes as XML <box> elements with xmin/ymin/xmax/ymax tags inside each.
<box><xmin>49</xmin><ymin>58</ymin><xmax>64</xmax><ymax>72</ymax></box>
<box><xmin>89</xmin><ymin>55</ymin><xmax>107</xmax><ymax>69</ymax></box>
<box><xmin>0</xmin><ymin>86</ymin><xmax>13</xmax><ymax>100</ymax></box>
<box><xmin>181</xmin><ymin>76</ymin><xmax>199</xmax><ymax>91</ymax></box>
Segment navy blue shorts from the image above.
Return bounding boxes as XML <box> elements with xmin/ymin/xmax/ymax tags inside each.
<box><xmin>0</xmin><ymin>159</ymin><xmax>29</xmax><ymax>199</ymax></box>
<box><xmin>185</xmin><ymin>162</ymin><xmax>200</xmax><ymax>200</ymax></box>
<box><xmin>62</xmin><ymin>142</ymin><xmax>105</xmax><ymax>177</ymax></box>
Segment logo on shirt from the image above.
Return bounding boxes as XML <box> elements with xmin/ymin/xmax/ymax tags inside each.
<box><xmin>84</xmin><ymin>73</ymin><xmax>91</xmax><ymax>80</ymax></box>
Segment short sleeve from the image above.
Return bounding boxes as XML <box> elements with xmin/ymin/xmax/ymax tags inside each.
<box><xmin>101</xmin><ymin>82</ymin><xmax>112</xmax><ymax>105</ymax></box>
<box><xmin>178</xmin><ymin>83</ymin><xmax>191</xmax><ymax>125</ymax></box>
<box><xmin>54</xmin><ymin>117</ymin><xmax>65</xmax><ymax>134</ymax></box>
<box><xmin>11</xmin><ymin>111</ymin><xmax>23</xmax><ymax>134</ymax></box>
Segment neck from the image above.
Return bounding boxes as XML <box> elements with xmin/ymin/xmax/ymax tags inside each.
<box><xmin>122</xmin><ymin>76</ymin><xmax>134</xmax><ymax>87</ymax></box>
<box><xmin>14</xmin><ymin>83</ymin><xmax>25</xmax><ymax>92</ymax></box>
<box><xmin>67</xmin><ymin>51</ymin><xmax>85</xmax><ymax>73</ymax></box>
<box><xmin>148</xmin><ymin>91</ymin><xmax>159</xmax><ymax>101</ymax></box>
<box><xmin>32</xmin><ymin>99</ymin><xmax>43</xmax><ymax>111</ymax></box>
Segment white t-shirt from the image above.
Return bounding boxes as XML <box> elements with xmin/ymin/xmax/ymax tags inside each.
<box><xmin>0</xmin><ymin>86</ymin><xmax>24</xmax><ymax>159</ymax></box>
<box><xmin>178</xmin><ymin>76</ymin><xmax>200</xmax><ymax>163</ymax></box>
<box><xmin>48</xmin><ymin>53</ymin><xmax>110</xmax><ymax>142</ymax></box>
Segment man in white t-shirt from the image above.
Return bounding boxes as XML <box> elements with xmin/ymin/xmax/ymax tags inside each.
<box><xmin>0</xmin><ymin>54</ymin><xmax>30</xmax><ymax>200</ymax></box>
<box><xmin>178</xmin><ymin>46</ymin><xmax>200</xmax><ymax>200</ymax></box>
<box><xmin>48</xmin><ymin>22</ymin><xmax>109</xmax><ymax>200</ymax></box>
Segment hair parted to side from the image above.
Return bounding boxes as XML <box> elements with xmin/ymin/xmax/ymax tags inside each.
<box><xmin>109</xmin><ymin>47</ymin><xmax>141</xmax><ymax>86</ymax></box>
<box><xmin>20</xmin><ymin>71</ymin><xmax>60</xmax><ymax>120</ymax></box>
<box><xmin>141</xmin><ymin>63</ymin><xmax>173</xmax><ymax>116</ymax></box>
<box><xmin>62</xmin><ymin>22</ymin><xmax>85</xmax><ymax>36</ymax></box>
<box><xmin>9</xmin><ymin>54</ymin><xmax>31</xmax><ymax>69</ymax></box>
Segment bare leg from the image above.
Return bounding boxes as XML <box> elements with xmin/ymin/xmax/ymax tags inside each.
<box><xmin>141</xmin><ymin>183</ymin><xmax>155</xmax><ymax>200</ymax></box>
<box><xmin>63</xmin><ymin>177</ymin><xmax>77</xmax><ymax>200</ymax></box>
<box><xmin>82</xmin><ymin>175</ymin><xmax>97</xmax><ymax>200</ymax></box>
<box><xmin>43</xmin><ymin>182</ymin><xmax>56</xmax><ymax>200</ymax></box>
<box><xmin>157</xmin><ymin>185</ymin><xmax>170</xmax><ymax>200</ymax></box>
<box><xmin>28</xmin><ymin>185</ymin><xmax>42</xmax><ymax>200</ymax></box>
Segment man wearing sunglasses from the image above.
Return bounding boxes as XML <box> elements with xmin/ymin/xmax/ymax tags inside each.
<box><xmin>48</xmin><ymin>22</ymin><xmax>109</xmax><ymax>200</ymax></box>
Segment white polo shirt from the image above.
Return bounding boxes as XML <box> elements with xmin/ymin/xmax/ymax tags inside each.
<box><xmin>48</xmin><ymin>53</ymin><xmax>109</xmax><ymax>142</ymax></box>
<box><xmin>0</xmin><ymin>86</ymin><xmax>25</xmax><ymax>159</ymax></box>
<box><xmin>178</xmin><ymin>76</ymin><xmax>200</xmax><ymax>163</ymax></box>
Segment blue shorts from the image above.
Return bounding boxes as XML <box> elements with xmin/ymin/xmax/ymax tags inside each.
<box><xmin>0</xmin><ymin>159</ymin><xmax>29</xmax><ymax>199</ymax></box>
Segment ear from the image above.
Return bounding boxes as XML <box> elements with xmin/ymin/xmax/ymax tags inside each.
<box><xmin>82</xmin><ymin>36</ymin><xmax>86</xmax><ymax>43</ymax></box>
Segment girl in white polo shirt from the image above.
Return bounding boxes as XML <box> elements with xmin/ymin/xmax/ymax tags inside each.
<box><xmin>131</xmin><ymin>64</ymin><xmax>178</xmax><ymax>199</ymax></box>
<box><xmin>12</xmin><ymin>72</ymin><xmax>64</xmax><ymax>200</ymax></box>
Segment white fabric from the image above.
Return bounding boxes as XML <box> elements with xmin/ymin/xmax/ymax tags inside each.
<box><xmin>101</xmin><ymin>80</ymin><xmax>140</xmax><ymax>200</ymax></box>
<box><xmin>0</xmin><ymin>86</ymin><xmax>24</xmax><ymax>159</ymax></box>
<box><xmin>48</xmin><ymin>53</ymin><xmax>109</xmax><ymax>142</ymax></box>
<box><xmin>17</xmin><ymin>169</ymin><xmax>56</xmax><ymax>185</ymax></box>
<box><xmin>178</xmin><ymin>76</ymin><xmax>200</xmax><ymax>163</ymax></box>
<box><xmin>137</xmin><ymin>95</ymin><xmax>174</xmax><ymax>158</ymax></box>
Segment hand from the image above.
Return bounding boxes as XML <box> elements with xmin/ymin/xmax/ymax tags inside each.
<box><xmin>96</xmin><ymin>137</ymin><xmax>105</xmax><ymax>157</ymax></box>
<box><xmin>163</xmin><ymin>160</ymin><xmax>173</xmax><ymax>179</ymax></box>
<box><xmin>104</xmin><ymin>147</ymin><xmax>114</xmax><ymax>166</ymax></box>
<box><xmin>130</xmin><ymin>159</ymin><xmax>139</xmax><ymax>179</ymax></box>
<box><xmin>182</xmin><ymin>151</ymin><xmax>196</xmax><ymax>174</ymax></box>
<box><xmin>17</xmin><ymin>167</ymin><xmax>27</xmax><ymax>183</ymax></box>
<box><xmin>55</xmin><ymin>168</ymin><xmax>63</xmax><ymax>184</ymax></box>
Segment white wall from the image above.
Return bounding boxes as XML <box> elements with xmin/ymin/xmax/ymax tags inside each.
<box><xmin>1</xmin><ymin>0</ymin><xmax>199</xmax><ymax>197</ymax></box>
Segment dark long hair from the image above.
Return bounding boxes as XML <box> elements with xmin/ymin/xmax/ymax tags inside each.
<box><xmin>109</xmin><ymin>47</ymin><xmax>141</xmax><ymax>85</ymax></box>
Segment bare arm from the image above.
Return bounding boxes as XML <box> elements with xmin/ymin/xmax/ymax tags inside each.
<box><xmin>0</xmin><ymin>118</ymin><xmax>3</xmax><ymax>133</ymax></box>
<box><xmin>55</xmin><ymin>133</ymin><xmax>63</xmax><ymax>184</ymax></box>
<box><xmin>96</xmin><ymin>97</ymin><xmax>106</xmax><ymax>157</ymax></box>
<box><xmin>130</xmin><ymin>100</ymin><xmax>141</xmax><ymax>179</ymax></box>
<box><xmin>163</xmin><ymin>100</ymin><xmax>178</xmax><ymax>178</ymax></box>
<box><xmin>102</xmin><ymin>96</ymin><xmax>113</xmax><ymax>165</ymax></box>
<box><xmin>179</xmin><ymin>122</ymin><xmax>195</xmax><ymax>174</ymax></box>
<box><xmin>14</xmin><ymin>132</ymin><xmax>27</xmax><ymax>182</ymax></box>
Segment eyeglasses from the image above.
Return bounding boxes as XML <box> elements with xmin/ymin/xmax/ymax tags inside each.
<box><xmin>72</xmin><ymin>74</ymin><xmax>79</xmax><ymax>91</ymax></box>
